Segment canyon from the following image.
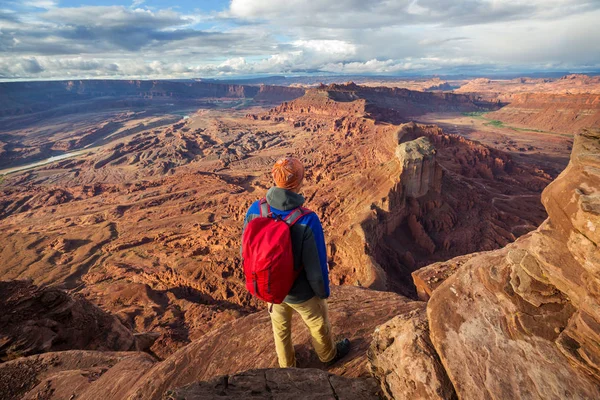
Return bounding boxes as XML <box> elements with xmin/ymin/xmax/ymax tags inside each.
<box><xmin>453</xmin><ymin>74</ymin><xmax>600</xmax><ymax>135</ymax></box>
<box><xmin>0</xmin><ymin>77</ymin><xmax>598</xmax><ymax>399</ymax></box>
<box><xmin>0</xmin><ymin>80</ymin><xmax>304</xmax><ymax>170</ymax></box>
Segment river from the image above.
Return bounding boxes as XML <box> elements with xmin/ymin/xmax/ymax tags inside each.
<box><xmin>0</xmin><ymin>151</ymin><xmax>87</xmax><ymax>175</ymax></box>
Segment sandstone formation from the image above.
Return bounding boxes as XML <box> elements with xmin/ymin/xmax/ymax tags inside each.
<box><xmin>456</xmin><ymin>74</ymin><xmax>600</xmax><ymax>99</ymax></box>
<box><xmin>0</xmin><ymin>280</ymin><xmax>139</xmax><ymax>361</ymax></box>
<box><xmin>360</xmin><ymin>77</ymin><xmax>455</xmax><ymax>92</ymax></box>
<box><xmin>424</xmin><ymin>129</ymin><xmax>600</xmax><ymax>399</ymax></box>
<box><xmin>0</xmin><ymin>352</ymin><xmax>380</xmax><ymax>400</ymax></box>
<box><xmin>249</xmin><ymin>85</ymin><xmax>550</xmax><ymax>296</ymax></box>
<box><xmin>395</xmin><ymin>136</ymin><xmax>441</xmax><ymax>198</ymax></box>
<box><xmin>164</xmin><ymin>368</ymin><xmax>380</xmax><ymax>400</ymax></box>
<box><xmin>255</xmin><ymin>82</ymin><xmax>496</xmax><ymax>125</ymax></box>
<box><xmin>368</xmin><ymin>305</ymin><xmax>455</xmax><ymax>400</ymax></box>
<box><xmin>486</xmin><ymin>93</ymin><xmax>600</xmax><ymax>134</ymax></box>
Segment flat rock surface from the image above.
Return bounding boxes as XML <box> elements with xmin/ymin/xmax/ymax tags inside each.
<box><xmin>411</xmin><ymin>253</ymin><xmax>479</xmax><ymax>301</ymax></box>
<box><xmin>164</xmin><ymin>368</ymin><xmax>380</xmax><ymax>400</ymax></box>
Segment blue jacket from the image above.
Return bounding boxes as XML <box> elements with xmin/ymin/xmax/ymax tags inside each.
<box><xmin>242</xmin><ymin>187</ymin><xmax>330</xmax><ymax>303</ymax></box>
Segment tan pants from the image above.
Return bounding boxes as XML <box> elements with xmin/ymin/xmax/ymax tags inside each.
<box><xmin>269</xmin><ymin>296</ymin><xmax>336</xmax><ymax>368</ymax></box>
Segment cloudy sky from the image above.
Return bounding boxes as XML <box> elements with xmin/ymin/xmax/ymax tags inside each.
<box><xmin>1</xmin><ymin>0</ymin><xmax>599</xmax><ymax>80</ymax></box>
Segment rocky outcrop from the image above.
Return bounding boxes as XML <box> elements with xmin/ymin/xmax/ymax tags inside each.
<box><xmin>0</xmin><ymin>351</ymin><xmax>379</xmax><ymax>400</ymax></box>
<box><xmin>0</xmin><ymin>285</ymin><xmax>417</xmax><ymax>400</ymax></box>
<box><xmin>487</xmin><ymin>93</ymin><xmax>600</xmax><ymax>134</ymax></box>
<box><xmin>321</xmin><ymin>83</ymin><xmax>496</xmax><ymax>119</ymax></box>
<box><xmin>254</xmin><ymin>83</ymin><xmax>496</xmax><ymax>126</ymax></box>
<box><xmin>124</xmin><ymin>286</ymin><xmax>423</xmax><ymax>400</ymax></box>
<box><xmin>368</xmin><ymin>305</ymin><xmax>455</xmax><ymax>400</ymax></box>
<box><xmin>164</xmin><ymin>368</ymin><xmax>380</xmax><ymax>400</ymax></box>
<box><xmin>424</xmin><ymin>129</ymin><xmax>600</xmax><ymax>399</ymax></box>
<box><xmin>358</xmin><ymin>120</ymin><xmax>549</xmax><ymax>295</ymax></box>
<box><xmin>395</xmin><ymin>136</ymin><xmax>442</xmax><ymax>198</ymax></box>
<box><xmin>455</xmin><ymin>74</ymin><xmax>600</xmax><ymax>100</ymax></box>
<box><xmin>0</xmin><ymin>280</ymin><xmax>140</xmax><ymax>361</ymax></box>
<box><xmin>411</xmin><ymin>253</ymin><xmax>479</xmax><ymax>301</ymax></box>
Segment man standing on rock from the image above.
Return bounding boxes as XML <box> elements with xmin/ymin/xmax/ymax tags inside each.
<box><xmin>242</xmin><ymin>157</ymin><xmax>350</xmax><ymax>368</ymax></box>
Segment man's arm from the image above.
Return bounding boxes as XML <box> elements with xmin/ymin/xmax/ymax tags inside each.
<box><xmin>241</xmin><ymin>201</ymin><xmax>261</xmax><ymax>258</ymax></box>
<box><xmin>301</xmin><ymin>213</ymin><xmax>330</xmax><ymax>298</ymax></box>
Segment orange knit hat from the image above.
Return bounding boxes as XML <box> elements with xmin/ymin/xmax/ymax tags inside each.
<box><xmin>272</xmin><ymin>157</ymin><xmax>305</xmax><ymax>190</ymax></box>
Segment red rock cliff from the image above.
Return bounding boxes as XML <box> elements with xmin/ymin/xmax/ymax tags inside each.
<box><xmin>421</xmin><ymin>129</ymin><xmax>600</xmax><ymax>398</ymax></box>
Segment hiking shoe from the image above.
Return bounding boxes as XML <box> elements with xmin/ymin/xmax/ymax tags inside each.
<box><xmin>325</xmin><ymin>338</ymin><xmax>351</xmax><ymax>367</ymax></box>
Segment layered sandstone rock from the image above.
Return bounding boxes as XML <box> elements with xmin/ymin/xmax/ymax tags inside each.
<box><xmin>455</xmin><ymin>74</ymin><xmax>600</xmax><ymax>99</ymax></box>
<box><xmin>255</xmin><ymin>82</ymin><xmax>495</xmax><ymax>126</ymax></box>
<box><xmin>425</xmin><ymin>129</ymin><xmax>600</xmax><ymax>399</ymax></box>
<box><xmin>487</xmin><ymin>93</ymin><xmax>600</xmax><ymax>134</ymax></box>
<box><xmin>253</xmin><ymin>84</ymin><xmax>306</xmax><ymax>103</ymax></box>
<box><xmin>395</xmin><ymin>136</ymin><xmax>441</xmax><ymax>198</ymax></box>
<box><xmin>411</xmin><ymin>253</ymin><xmax>479</xmax><ymax>301</ymax></box>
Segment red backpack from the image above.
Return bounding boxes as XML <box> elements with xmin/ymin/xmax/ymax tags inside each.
<box><xmin>242</xmin><ymin>198</ymin><xmax>312</xmax><ymax>304</ymax></box>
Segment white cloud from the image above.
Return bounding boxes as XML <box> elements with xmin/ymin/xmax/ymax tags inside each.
<box><xmin>228</xmin><ymin>0</ymin><xmax>600</xmax><ymax>28</ymax></box>
<box><xmin>0</xmin><ymin>1</ymin><xmax>599</xmax><ymax>79</ymax></box>
<box><xmin>41</xmin><ymin>6</ymin><xmax>189</xmax><ymax>29</ymax></box>
<box><xmin>293</xmin><ymin>40</ymin><xmax>356</xmax><ymax>58</ymax></box>
<box><xmin>131</xmin><ymin>0</ymin><xmax>146</xmax><ymax>8</ymax></box>
<box><xmin>23</xmin><ymin>0</ymin><xmax>57</xmax><ymax>9</ymax></box>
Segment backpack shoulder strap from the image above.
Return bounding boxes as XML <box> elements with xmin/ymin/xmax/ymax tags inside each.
<box><xmin>259</xmin><ymin>198</ymin><xmax>271</xmax><ymax>217</ymax></box>
<box><xmin>284</xmin><ymin>206</ymin><xmax>313</xmax><ymax>226</ymax></box>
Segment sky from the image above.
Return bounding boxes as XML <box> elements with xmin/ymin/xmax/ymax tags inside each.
<box><xmin>1</xmin><ymin>0</ymin><xmax>599</xmax><ymax>80</ymax></box>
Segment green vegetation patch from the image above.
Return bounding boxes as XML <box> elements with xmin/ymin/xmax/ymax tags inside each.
<box><xmin>462</xmin><ymin>111</ymin><xmax>487</xmax><ymax>117</ymax></box>
<box><xmin>484</xmin><ymin>120</ymin><xmax>505</xmax><ymax>127</ymax></box>
<box><xmin>463</xmin><ymin>111</ymin><xmax>565</xmax><ymax>136</ymax></box>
